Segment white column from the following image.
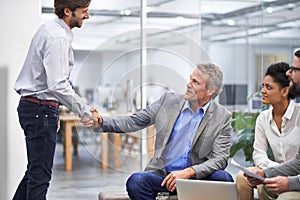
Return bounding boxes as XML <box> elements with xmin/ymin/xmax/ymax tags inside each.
<box><xmin>0</xmin><ymin>1</ymin><xmax>40</xmax><ymax>199</ymax></box>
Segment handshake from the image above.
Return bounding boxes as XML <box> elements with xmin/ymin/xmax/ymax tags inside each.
<box><xmin>80</xmin><ymin>108</ymin><xmax>102</xmax><ymax>129</ymax></box>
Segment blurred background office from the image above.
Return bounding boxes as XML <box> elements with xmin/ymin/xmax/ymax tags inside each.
<box><xmin>1</xmin><ymin>0</ymin><xmax>300</xmax><ymax>199</ymax></box>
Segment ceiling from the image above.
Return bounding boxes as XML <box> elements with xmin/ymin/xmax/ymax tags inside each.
<box><xmin>41</xmin><ymin>0</ymin><xmax>300</xmax><ymax>51</ymax></box>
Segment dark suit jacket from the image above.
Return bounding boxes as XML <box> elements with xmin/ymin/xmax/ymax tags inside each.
<box><xmin>100</xmin><ymin>92</ymin><xmax>232</xmax><ymax>179</ymax></box>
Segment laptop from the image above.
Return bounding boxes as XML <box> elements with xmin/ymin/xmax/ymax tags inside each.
<box><xmin>176</xmin><ymin>179</ymin><xmax>238</xmax><ymax>200</ymax></box>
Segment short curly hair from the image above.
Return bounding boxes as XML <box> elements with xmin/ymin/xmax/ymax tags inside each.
<box><xmin>265</xmin><ymin>62</ymin><xmax>296</xmax><ymax>99</ymax></box>
<box><xmin>54</xmin><ymin>0</ymin><xmax>91</xmax><ymax>18</ymax></box>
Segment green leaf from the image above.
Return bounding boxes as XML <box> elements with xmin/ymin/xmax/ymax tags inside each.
<box><xmin>230</xmin><ymin>98</ymin><xmax>270</xmax><ymax>163</ymax></box>
<box><xmin>230</xmin><ymin>143</ymin><xmax>244</xmax><ymax>157</ymax></box>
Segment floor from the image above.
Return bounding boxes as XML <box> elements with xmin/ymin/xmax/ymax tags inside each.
<box><xmin>47</xmin><ymin>131</ymin><xmax>253</xmax><ymax>200</ymax></box>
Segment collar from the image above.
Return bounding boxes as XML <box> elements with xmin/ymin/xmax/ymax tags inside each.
<box><xmin>55</xmin><ymin>17</ymin><xmax>74</xmax><ymax>42</ymax></box>
<box><xmin>267</xmin><ymin>100</ymin><xmax>295</xmax><ymax>122</ymax></box>
<box><xmin>182</xmin><ymin>100</ymin><xmax>211</xmax><ymax>115</ymax></box>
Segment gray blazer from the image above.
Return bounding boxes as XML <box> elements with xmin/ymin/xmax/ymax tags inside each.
<box><xmin>100</xmin><ymin>92</ymin><xmax>232</xmax><ymax>179</ymax></box>
<box><xmin>264</xmin><ymin>147</ymin><xmax>300</xmax><ymax>191</ymax></box>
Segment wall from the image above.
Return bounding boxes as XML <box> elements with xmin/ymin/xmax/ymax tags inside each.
<box><xmin>1</xmin><ymin>1</ymin><xmax>40</xmax><ymax>198</ymax></box>
<box><xmin>209</xmin><ymin>43</ymin><xmax>293</xmax><ymax>95</ymax></box>
<box><xmin>0</xmin><ymin>67</ymin><xmax>8</xmax><ymax>200</ymax></box>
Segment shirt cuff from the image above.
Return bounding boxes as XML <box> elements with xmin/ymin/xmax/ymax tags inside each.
<box><xmin>288</xmin><ymin>176</ymin><xmax>300</xmax><ymax>191</ymax></box>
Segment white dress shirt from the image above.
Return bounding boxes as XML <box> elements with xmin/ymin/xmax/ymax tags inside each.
<box><xmin>14</xmin><ymin>17</ymin><xmax>90</xmax><ymax>116</ymax></box>
<box><xmin>253</xmin><ymin>100</ymin><xmax>300</xmax><ymax>169</ymax></box>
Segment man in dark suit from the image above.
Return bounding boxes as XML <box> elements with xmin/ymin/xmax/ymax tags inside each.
<box><xmin>89</xmin><ymin>63</ymin><xmax>233</xmax><ymax>200</ymax></box>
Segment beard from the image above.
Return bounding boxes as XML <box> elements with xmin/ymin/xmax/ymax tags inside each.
<box><xmin>69</xmin><ymin>12</ymin><xmax>82</xmax><ymax>28</ymax></box>
<box><xmin>289</xmin><ymin>82</ymin><xmax>300</xmax><ymax>98</ymax></box>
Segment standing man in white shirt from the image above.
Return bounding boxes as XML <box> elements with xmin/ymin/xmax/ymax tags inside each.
<box><xmin>13</xmin><ymin>0</ymin><xmax>93</xmax><ymax>199</ymax></box>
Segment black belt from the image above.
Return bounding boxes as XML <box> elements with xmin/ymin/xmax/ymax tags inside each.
<box><xmin>20</xmin><ymin>96</ymin><xmax>59</xmax><ymax>109</ymax></box>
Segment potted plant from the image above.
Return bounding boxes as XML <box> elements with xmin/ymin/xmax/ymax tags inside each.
<box><xmin>230</xmin><ymin>111</ymin><xmax>259</xmax><ymax>162</ymax></box>
<box><xmin>229</xmin><ymin>93</ymin><xmax>273</xmax><ymax>163</ymax></box>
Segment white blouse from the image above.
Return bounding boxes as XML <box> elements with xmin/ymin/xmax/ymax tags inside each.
<box><xmin>253</xmin><ymin>100</ymin><xmax>300</xmax><ymax>169</ymax></box>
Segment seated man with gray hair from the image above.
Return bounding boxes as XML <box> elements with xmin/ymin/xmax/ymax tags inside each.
<box><xmin>88</xmin><ymin>63</ymin><xmax>234</xmax><ymax>200</ymax></box>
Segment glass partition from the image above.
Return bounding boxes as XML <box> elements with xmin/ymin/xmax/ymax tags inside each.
<box><xmin>42</xmin><ymin>0</ymin><xmax>300</xmax><ymax>175</ymax></box>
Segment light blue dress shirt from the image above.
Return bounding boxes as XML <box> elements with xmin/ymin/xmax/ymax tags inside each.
<box><xmin>163</xmin><ymin>101</ymin><xmax>210</xmax><ymax>172</ymax></box>
<box><xmin>14</xmin><ymin>17</ymin><xmax>90</xmax><ymax>116</ymax></box>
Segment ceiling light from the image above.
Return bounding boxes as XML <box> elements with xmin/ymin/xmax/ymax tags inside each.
<box><xmin>287</xmin><ymin>3</ymin><xmax>295</xmax><ymax>10</ymax></box>
<box><xmin>146</xmin><ymin>6</ymin><xmax>152</xmax><ymax>13</ymax></box>
<box><xmin>277</xmin><ymin>21</ymin><xmax>297</xmax><ymax>28</ymax></box>
<box><xmin>120</xmin><ymin>9</ymin><xmax>131</xmax><ymax>16</ymax></box>
<box><xmin>176</xmin><ymin>16</ymin><xmax>184</xmax><ymax>22</ymax></box>
<box><xmin>124</xmin><ymin>9</ymin><xmax>131</xmax><ymax>16</ymax></box>
<box><xmin>266</xmin><ymin>7</ymin><xmax>273</xmax><ymax>13</ymax></box>
<box><xmin>227</xmin><ymin>19</ymin><xmax>235</xmax><ymax>26</ymax></box>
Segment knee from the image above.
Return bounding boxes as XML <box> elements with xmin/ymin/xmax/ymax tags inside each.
<box><xmin>208</xmin><ymin>170</ymin><xmax>234</xmax><ymax>182</ymax></box>
<box><xmin>236</xmin><ymin>168</ymin><xmax>257</xmax><ymax>189</ymax></box>
<box><xmin>236</xmin><ymin>170</ymin><xmax>251</xmax><ymax>190</ymax></box>
<box><xmin>222</xmin><ymin>170</ymin><xmax>234</xmax><ymax>182</ymax></box>
<box><xmin>236</xmin><ymin>170</ymin><xmax>246</xmax><ymax>184</ymax></box>
<box><xmin>126</xmin><ymin>173</ymin><xmax>143</xmax><ymax>192</ymax></box>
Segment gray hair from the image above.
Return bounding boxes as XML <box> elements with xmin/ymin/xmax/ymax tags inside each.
<box><xmin>196</xmin><ymin>63</ymin><xmax>223</xmax><ymax>99</ymax></box>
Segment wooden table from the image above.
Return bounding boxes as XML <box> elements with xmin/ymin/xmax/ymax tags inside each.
<box><xmin>112</xmin><ymin>125</ymin><xmax>156</xmax><ymax>169</ymax></box>
<box><xmin>59</xmin><ymin>112</ymin><xmax>110</xmax><ymax>171</ymax></box>
<box><xmin>59</xmin><ymin>113</ymin><xmax>155</xmax><ymax>171</ymax></box>
<box><xmin>59</xmin><ymin>113</ymin><xmax>81</xmax><ymax>171</ymax></box>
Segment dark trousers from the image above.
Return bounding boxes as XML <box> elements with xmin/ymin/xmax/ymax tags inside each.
<box><xmin>126</xmin><ymin>170</ymin><xmax>234</xmax><ymax>200</ymax></box>
<box><xmin>13</xmin><ymin>100</ymin><xmax>59</xmax><ymax>200</ymax></box>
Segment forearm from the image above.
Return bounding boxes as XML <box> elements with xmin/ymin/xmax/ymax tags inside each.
<box><xmin>191</xmin><ymin>156</ymin><xmax>228</xmax><ymax>179</ymax></box>
<box><xmin>50</xmin><ymin>82</ymin><xmax>91</xmax><ymax>116</ymax></box>
<box><xmin>183</xmin><ymin>167</ymin><xmax>196</xmax><ymax>178</ymax></box>
<box><xmin>94</xmin><ymin>108</ymin><xmax>153</xmax><ymax>133</ymax></box>
<box><xmin>253</xmin><ymin>152</ymin><xmax>278</xmax><ymax>169</ymax></box>
<box><xmin>264</xmin><ymin>154</ymin><xmax>300</xmax><ymax>178</ymax></box>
